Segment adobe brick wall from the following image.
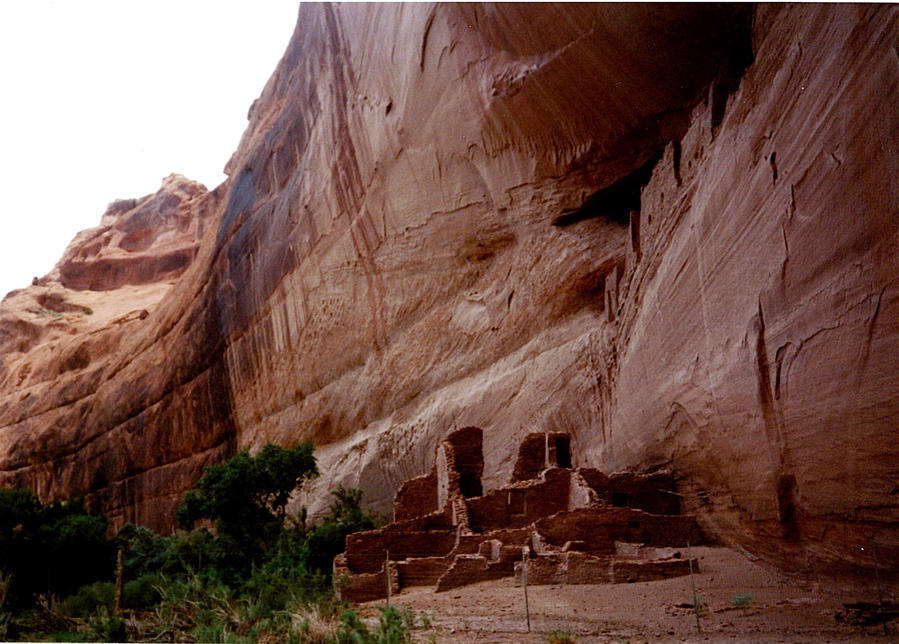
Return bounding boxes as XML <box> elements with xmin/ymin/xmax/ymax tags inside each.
<box><xmin>435</xmin><ymin>554</ymin><xmax>516</xmax><ymax>592</ymax></box>
<box><xmin>467</xmin><ymin>469</ymin><xmax>572</xmax><ymax>531</ymax></box>
<box><xmin>437</xmin><ymin>427</ymin><xmax>484</xmax><ymax>507</ymax></box>
<box><xmin>454</xmin><ymin>527</ymin><xmax>531</xmax><ymax>555</ymax></box>
<box><xmin>610</xmin><ymin>558</ymin><xmax>695</xmax><ymax>583</ymax></box>
<box><xmin>516</xmin><ymin>553</ymin><xmax>570</xmax><ymax>585</ymax></box>
<box><xmin>344</xmin><ymin>528</ymin><xmax>457</xmax><ymax>573</ymax></box>
<box><xmin>579</xmin><ymin>469</ymin><xmax>681</xmax><ymax>515</ymax></box>
<box><xmin>566</xmin><ymin>553</ymin><xmax>615</xmax><ymax>584</ymax></box>
<box><xmin>394</xmin><ymin>470</ymin><xmax>438</xmax><ymax>521</ymax></box>
<box><xmin>513</xmin><ymin>552</ymin><xmax>695</xmax><ymax>586</ymax></box>
<box><xmin>534</xmin><ymin>507</ymin><xmax>704</xmax><ymax>553</ymax></box>
<box><xmin>334</xmin><ymin>554</ymin><xmax>398</xmax><ymax>603</ymax></box>
<box><xmin>511</xmin><ymin>433</ymin><xmax>572</xmax><ymax>482</ymax></box>
<box><xmin>446</xmin><ymin>426</ymin><xmax>485</xmax><ymax>498</ymax></box>
<box><xmin>396</xmin><ymin>556</ymin><xmax>453</xmax><ymax>587</ymax></box>
<box><xmin>337</xmin><ymin>432</ymin><xmax>703</xmax><ymax>598</ymax></box>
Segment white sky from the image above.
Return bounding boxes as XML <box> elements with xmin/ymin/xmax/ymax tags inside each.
<box><xmin>0</xmin><ymin>0</ymin><xmax>299</xmax><ymax>298</ymax></box>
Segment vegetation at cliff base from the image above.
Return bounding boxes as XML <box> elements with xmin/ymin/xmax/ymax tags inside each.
<box><xmin>0</xmin><ymin>442</ymin><xmax>401</xmax><ymax>643</ymax></box>
<box><xmin>0</xmin><ymin>489</ymin><xmax>115</xmax><ymax>610</ymax></box>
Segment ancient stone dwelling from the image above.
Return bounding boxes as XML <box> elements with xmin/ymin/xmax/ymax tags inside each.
<box><xmin>335</xmin><ymin>428</ymin><xmax>704</xmax><ymax>602</ymax></box>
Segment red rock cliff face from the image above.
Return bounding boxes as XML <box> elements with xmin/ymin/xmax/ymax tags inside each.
<box><xmin>0</xmin><ymin>4</ymin><xmax>895</xmax><ymax>579</ymax></box>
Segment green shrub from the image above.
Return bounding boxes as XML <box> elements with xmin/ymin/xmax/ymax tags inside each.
<box><xmin>730</xmin><ymin>591</ymin><xmax>754</xmax><ymax>610</ymax></box>
<box><xmin>333</xmin><ymin>607</ymin><xmax>371</xmax><ymax>644</ymax></box>
<box><xmin>122</xmin><ymin>573</ymin><xmax>164</xmax><ymax>610</ymax></box>
<box><xmin>545</xmin><ymin>630</ymin><xmax>577</xmax><ymax>644</ymax></box>
<box><xmin>301</xmin><ymin>487</ymin><xmax>381</xmax><ymax>578</ymax></box>
<box><xmin>191</xmin><ymin>620</ymin><xmax>249</xmax><ymax>643</ymax></box>
<box><xmin>0</xmin><ymin>489</ymin><xmax>116</xmax><ymax>608</ymax></box>
<box><xmin>331</xmin><ymin>606</ymin><xmax>414</xmax><ymax>644</ymax></box>
<box><xmin>60</xmin><ymin>581</ymin><xmax>115</xmax><ymax>619</ymax></box>
<box><xmin>88</xmin><ymin>606</ymin><xmax>127</xmax><ymax>642</ymax></box>
<box><xmin>373</xmin><ymin>606</ymin><xmax>413</xmax><ymax>644</ymax></box>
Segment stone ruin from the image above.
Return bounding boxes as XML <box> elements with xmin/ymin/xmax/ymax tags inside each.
<box><xmin>334</xmin><ymin>427</ymin><xmax>704</xmax><ymax>602</ymax></box>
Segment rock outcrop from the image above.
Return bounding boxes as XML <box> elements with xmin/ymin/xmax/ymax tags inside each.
<box><xmin>0</xmin><ymin>3</ymin><xmax>896</xmax><ymax>583</ymax></box>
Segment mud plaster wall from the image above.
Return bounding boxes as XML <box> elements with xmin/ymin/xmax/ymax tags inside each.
<box><xmin>393</xmin><ymin>471</ymin><xmax>438</xmax><ymax>522</ymax></box>
<box><xmin>534</xmin><ymin>508</ymin><xmax>703</xmax><ymax>553</ymax></box>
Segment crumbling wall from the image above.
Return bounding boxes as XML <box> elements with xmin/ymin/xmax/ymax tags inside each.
<box><xmin>533</xmin><ymin>507</ymin><xmax>703</xmax><ymax>554</ymax></box>
<box><xmin>435</xmin><ymin>540</ymin><xmax>523</xmax><ymax>592</ymax></box>
<box><xmin>466</xmin><ymin>469</ymin><xmax>572</xmax><ymax>531</ymax></box>
<box><xmin>436</xmin><ymin>427</ymin><xmax>484</xmax><ymax>509</ymax></box>
<box><xmin>395</xmin><ymin>556</ymin><xmax>453</xmax><ymax>588</ymax></box>
<box><xmin>338</xmin><ymin>432</ymin><xmax>703</xmax><ymax>599</ymax></box>
<box><xmin>579</xmin><ymin>470</ymin><xmax>681</xmax><ymax>515</ymax></box>
<box><xmin>334</xmin><ymin>553</ymin><xmax>398</xmax><ymax>604</ymax></box>
<box><xmin>511</xmin><ymin>433</ymin><xmax>573</xmax><ymax>482</ymax></box>
<box><xmin>394</xmin><ymin>470</ymin><xmax>438</xmax><ymax>522</ymax></box>
<box><xmin>344</xmin><ymin>526</ymin><xmax>456</xmax><ymax>574</ymax></box>
<box><xmin>514</xmin><ymin>551</ymin><xmax>695</xmax><ymax>586</ymax></box>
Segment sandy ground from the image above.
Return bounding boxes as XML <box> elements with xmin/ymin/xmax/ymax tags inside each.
<box><xmin>354</xmin><ymin>547</ymin><xmax>895</xmax><ymax>643</ymax></box>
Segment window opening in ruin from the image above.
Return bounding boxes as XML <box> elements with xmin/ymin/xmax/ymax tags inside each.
<box><xmin>555</xmin><ymin>436</ymin><xmax>572</xmax><ymax>468</ymax></box>
<box><xmin>508</xmin><ymin>490</ymin><xmax>526</xmax><ymax>516</ymax></box>
<box><xmin>612</xmin><ymin>492</ymin><xmax>631</xmax><ymax>508</ymax></box>
<box><xmin>628</xmin><ymin>521</ymin><xmax>641</xmax><ymax>529</ymax></box>
<box><xmin>458</xmin><ymin>472</ymin><xmax>482</xmax><ymax>499</ymax></box>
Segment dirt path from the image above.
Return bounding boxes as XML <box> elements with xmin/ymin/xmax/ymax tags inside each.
<box><xmin>355</xmin><ymin>547</ymin><xmax>894</xmax><ymax>643</ymax></box>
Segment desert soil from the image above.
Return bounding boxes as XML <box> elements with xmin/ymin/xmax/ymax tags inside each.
<box><xmin>354</xmin><ymin>547</ymin><xmax>894</xmax><ymax>643</ymax></box>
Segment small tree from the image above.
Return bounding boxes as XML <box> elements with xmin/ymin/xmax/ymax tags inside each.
<box><xmin>176</xmin><ymin>442</ymin><xmax>318</xmax><ymax>556</ymax></box>
<box><xmin>301</xmin><ymin>486</ymin><xmax>381</xmax><ymax>577</ymax></box>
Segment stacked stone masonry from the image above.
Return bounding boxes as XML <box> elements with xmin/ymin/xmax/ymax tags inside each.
<box><xmin>336</xmin><ymin>428</ymin><xmax>703</xmax><ymax>602</ymax></box>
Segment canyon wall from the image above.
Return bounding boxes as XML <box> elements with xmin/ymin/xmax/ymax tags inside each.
<box><xmin>0</xmin><ymin>4</ymin><xmax>895</xmax><ymax>579</ymax></box>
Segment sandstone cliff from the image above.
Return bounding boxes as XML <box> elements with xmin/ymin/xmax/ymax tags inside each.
<box><xmin>0</xmin><ymin>4</ymin><xmax>895</xmax><ymax>580</ymax></box>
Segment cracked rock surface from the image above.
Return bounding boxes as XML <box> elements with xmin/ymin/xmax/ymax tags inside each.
<box><xmin>0</xmin><ymin>4</ymin><xmax>895</xmax><ymax>580</ymax></box>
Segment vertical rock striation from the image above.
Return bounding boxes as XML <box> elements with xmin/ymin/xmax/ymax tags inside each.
<box><xmin>0</xmin><ymin>3</ymin><xmax>895</xmax><ymax>579</ymax></box>
<box><xmin>603</xmin><ymin>3</ymin><xmax>899</xmax><ymax>577</ymax></box>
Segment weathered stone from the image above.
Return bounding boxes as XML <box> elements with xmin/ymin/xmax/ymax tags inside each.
<box><xmin>338</xmin><ymin>430</ymin><xmax>703</xmax><ymax>599</ymax></box>
<box><xmin>0</xmin><ymin>4</ymin><xmax>895</xmax><ymax>583</ymax></box>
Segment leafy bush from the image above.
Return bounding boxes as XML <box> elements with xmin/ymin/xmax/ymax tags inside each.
<box><xmin>2</xmin><ymin>444</ymin><xmax>390</xmax><ymax>641</ymax></box>
<box><xmin>60</xmin><ymin>581</ymin><xmax>115</xmax><ymax>618</ymax></box>
<box><xmin>545</xmin><ymin>630</ymin><xmax>578</xmax><ymax>644</ymax></box>
<box><xmin>88</xmin><ymin>606</ymin><xmax>127</xmax><ymax>642</ymax></box>
<box><xmin>332</xmin><ymin>606</ymin><xmax>414</xmax><ymax>644</ymax></box>
<box><xmin>122</xmin><ymin>573</ymin><xmax>164</xmax><ymax>611</ymax></box>
<box><xmin>0</xmin><ymin>489</ymin><xmax>115</xmax><ymax>609</ymax></box>
<box><xmin>730</xmin><ymin>591</ymin><xmax>754</xmax><ymax>610</ymax></box>
<box><xmin>301</xmin><ymin>487</ymin><xmax>382</xmax><ymax>577</ymax></box>
<box><xmin>177</xmin><ymin>442</ymin><xmax>318</xmax><ymax>556</ymax></box>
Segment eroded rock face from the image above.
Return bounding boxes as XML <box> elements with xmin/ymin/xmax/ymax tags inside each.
<box><xmin>0</xmin><ymin>3</ymin><xmax>895</xmax><ymax>579</ymax></box>
<box><xmin>0</xmin><ymin>174</ymin><xmax>232</xmax><ymax>528</ymax></box>
<box><xmin>53</xmin><ymin>174</ymin><xmax>211</xmax><ymax>291</ymax></box>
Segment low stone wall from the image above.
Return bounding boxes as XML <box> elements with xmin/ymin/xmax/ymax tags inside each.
<box><xmin>396</xmin><ymin>556</ymin><xmax>452</xmax><ymax>587</ymax></box>
<box><xmin>513</xmin><ymin>552</ymin><xmax>697</xmax><ymax>586</ymax></box>
<box><xmin>334</xmin><ymin>554</ymin><xmax>398</xmax><ymax>603</ymax></box>
<box><xmin>435</xmin><ymin>553</ymin><xmax>516</xmax><ymax>592</ymax></box>
<box><xmin>344</xmin><ymin>528</ymin><xmax>457</xmax><ymax>573</ymax></box>
<box><xmin>534</xmin><ymin>507</ymin><xmax>703</xmax><ymax>553</ymax></box>
<box><xmin>610</xmin><ymin>558</ymin><xmax>694</xmax><ymax>583</ymax></box>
